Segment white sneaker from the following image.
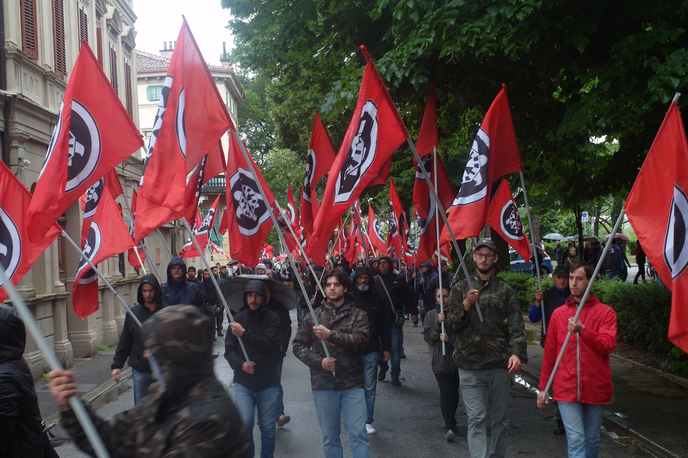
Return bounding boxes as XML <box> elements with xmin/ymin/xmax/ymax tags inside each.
<box><xmin>366</xmin><ymin>424</ymin><xmax>376</xmax><ymax>434</ymax></box>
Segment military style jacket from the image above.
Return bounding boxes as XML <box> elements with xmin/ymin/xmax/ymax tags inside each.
<box><xmin>292</xmin><ymin>297</ymin><xmax>369</xmax><ymax>391</ymax></box>
<box><xmin>445</xmin><ymin>273</ymin><xmax>527</xmax><ymax>371</ymax></box>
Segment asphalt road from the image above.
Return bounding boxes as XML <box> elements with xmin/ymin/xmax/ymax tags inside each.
<box><xmin>54</xmin><ymin>308</ymin><xmax>653</xmax><ymax>457</ymax></box>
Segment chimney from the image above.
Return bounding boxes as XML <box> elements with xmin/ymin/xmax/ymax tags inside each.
<box><xmin>220</xmin><ymin>41</ymin><xmax>231</xmax><ymax>68</ymax></box>
<box><xmin>159</xmin><ymin>41</ymin><xmax>173</xmax><ymax>59</ymax></box>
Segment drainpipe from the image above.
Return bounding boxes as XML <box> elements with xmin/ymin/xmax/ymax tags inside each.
<box><xmin>0</xmin><ymin>0</ymin><xmax>10</xmax><ymax>166</ymax></box>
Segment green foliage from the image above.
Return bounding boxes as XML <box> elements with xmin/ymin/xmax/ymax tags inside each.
<box><xmin>97</xmin><ymin>344</ymin><xmax>110</xmax><ymax>352</ymax></box>
<box><xmin>497</xmin><ymin>271</ymin><xmax>553</xmax><ymax>312</ymax></box>
<box><xmin>662</xmin><ymin>347</ymin><xmax>688</xmax><ymax>375</ymax></box>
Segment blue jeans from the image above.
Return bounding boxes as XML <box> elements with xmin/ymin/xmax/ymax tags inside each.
<box><xmin>312</xmin><ymin>389</ymin><xmax>370</xmax><ymax>458</ymax></box>
<box><xmin>216</xmin><ymin>306</ymin><xmax>224</xmax><ymax>332</ymax></box>
<box><xmin>379</xmin><ymin>324</ymin><xmax>402</xmax><ymax>378</ymax></box>
<box><xmin>233</xmin><ymin>384</ymin><xmax>280</xmax><ymax>458</ymax></box>
<box><xmin>131</xmin><ymin>368</ymin><xmax>153</xmax><ymax>406</ymax></box>
<box><xmin>361</xmin><ymin>351</ymin><xmax>379</xmax><ymax>424</ymax></box>
<box><xmin>558</xmin><ymin>401</ymin><xmax>606</xmax><ymax>458</ymax></box>
<box><xmin>276</xmin><ymin>359</ymin><xmax>285</xmax><ymax>419</ymax></box>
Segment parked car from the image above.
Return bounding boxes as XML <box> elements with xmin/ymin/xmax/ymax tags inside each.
<box><xmin>509</xmin><ymin>249</ymin><xmax>553</xmax><ymax>276</ymax></box>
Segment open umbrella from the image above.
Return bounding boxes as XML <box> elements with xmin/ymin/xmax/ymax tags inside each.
<box><xmin>606</xmin><ymin>233</ymin><xmax>630</xmax><ymax>241</ymax></box>
<box><xmin>220</xmin><ymin>274</ymin><xmax>298</xmax><ymax>314</ymax></box>
<box><xmin>542</xmin><ymin>233</ymin><xmax>564</xmax><ymax>241</ymax></box>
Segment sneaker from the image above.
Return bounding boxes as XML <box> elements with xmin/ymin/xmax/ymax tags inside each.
<box><xmin>378</xmin><ymin>367</ymin><xmax>387</xmax><ymax>382</ymax></box>
<box><xmin>445</xmin><ymin>429</ymin><xmax>456</xmax><ymax>442</ymax></box>
<box><xmin>217</xmin><ymin>330</ymin><xmax>224</xmax><ymax>337</ymax></box>
<box><xmin>277</xmin><ymin>414</ymin><xmax>291</xmax><ymax>427</ymax></box>
<box><xmin>366</xmin><ymin>424</ymin><xmax>376</xmax><ymax>434</ymax></box>
<box><xmin>391</xmin><ymin>377</ymin><xmax>402</xmax><ymax>387</ymax></box>
<box><xmin>400</xmin><ymin>352</ymin><xmax>406</xmax><ymax>359</ymax></box>
<box><xmin>553</xmin><ymin>419</ymin><xmax>565</xmax><ymax>435</ymax></box>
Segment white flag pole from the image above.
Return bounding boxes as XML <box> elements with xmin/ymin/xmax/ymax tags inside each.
<box><xmin>519</xmin><ymin>172</ymin><xmax>545</xmax><ymax>333</ymax></box>
<box><xmin>433</xmin><ymin>148</ymin><xmax>446</xmax><ymax>356</ymax></box>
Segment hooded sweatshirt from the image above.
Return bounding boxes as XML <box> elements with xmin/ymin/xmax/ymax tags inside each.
<box><xmin>161</xmin><ymin>256</ymin><xmax>205</xmax><ymax>312</ymax></box>
<box><xmin>0</xmin><ymin>304</ymin><xmax>53</xmax><ymax>458</ymax></box>
<box><xmin>351</xmin><ymin>267</ymin><xmax>391</xmax><ymax>355</ymax></box>
<box><xmin>112</xmin><ymin>274</ymin><xmax>165</xmax><ymax>374</ymax></box>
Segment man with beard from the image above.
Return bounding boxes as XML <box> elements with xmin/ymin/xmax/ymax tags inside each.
<box><xmin>225</xmin><ymin>280</ymin><xmax>282</xmax><ymax>458</ymax></box>
<box><xmin>445</xmin><ymin>238</ymin><xmax>527</xmax><ymax>458</ymax></box>
<box><xmin>375</xmin><ymin>256</ymin><xmax>417</xmax><ymax>386</ymax></box>
<box><xmin>351</xmin><ymin>267</ymin><xmax>391</xmax><ymax>434</ymax></box>
<box><xmin>293</xmin><ymin>269</ymin><xmax>371</xmax><ymax>458</ymax></box>
<box><xmin>161</xmin><ymin>257</ymin><xmax>205</xmax><ymax>313</ymax></box>
<box><xmin>187</xmin><ymin>266</ymin><xmax>201</xmax><ymax>286</ymax></box>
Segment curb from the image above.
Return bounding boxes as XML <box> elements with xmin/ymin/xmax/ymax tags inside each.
<box><xmin>43</xmin><ymin>367</ymin><xmax>133</xmax><ymax>430</ymax></box>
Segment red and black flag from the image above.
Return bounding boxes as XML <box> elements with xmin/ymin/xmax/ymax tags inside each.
<box><xmin>136</xmin><ymin>19</ymin><xmax>232</xmax><ymax>243</ymax></box>
<box><xmin>311</xmin><ymin>46</ymin><xmax>409</xmax><ymax>263</ymax></box>
<box><xmin>367</xmin><ymin>205</ymin><xmax>387</xmax><ymax>255</ymax></box>
<box><xmin>625</xmin><ymin>99</ymin><xmax>688</xmax><ymax>353</ymax></box>
<box><xmin>442</xmin><ymin>85</ymin><xmax>521</xmax><ymax>243</ymax></box>
<box><xmin>27</xmin><ymin>42</ymin><xmax>143</xmax><ymax>242</ymax></box>
<box><xmin>127</xmin><ymin>190</ymin><xmax>145</xmax><ymax>270</ymax></box>
<box><xmin>486</xmin><ymin>179</ymin><xmax>531</xmax><ymax>260</ymax></box>
<box><xmin>179</xmin><ymin>194</ymin><xmax>220</xmax><ymax>258</ymax></box>
<box><xmin>183</xmin><ymin>141</ymin><xmax>226</xmax><ymax>224</ymax></box>
<box><xmin>387</xmin><ymin>178</ymin><xmax>404</xmax><ymax>259</ymax></box>
<box><xmin>72</xmin><ymin>188</ymin><xmax>133</xmax><ymax>318</ymax></box>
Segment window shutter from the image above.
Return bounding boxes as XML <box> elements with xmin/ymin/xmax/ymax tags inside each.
<box><xmin>96</xmin><ymin>26</ymin><xmax>103</xmax><ymax>67</ymax></box>
<box><xmin>124</xmin><ymin>59</ymin><xmax>133</xmax><ymax>118</ymax></box>
<box><xmin>78</xmin><ymin>4</ymin><xmax>89</xmax><ymax>46</ymax></box>
<box><xmin>109</xmin><ymin>43</ymin><xmax>118</xmax><ymax>93</ymax></box>
<box><xmin>21</xmin><ymin>0</ymin><xmax>39</xmax><ymax>59</ymax></box>
<box><xmin>53</xmin><ymin>0</ymin><xmax>67</xmax><ymax>77</ymax></box>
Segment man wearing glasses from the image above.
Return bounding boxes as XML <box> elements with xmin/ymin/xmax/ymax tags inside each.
<box><xmin>445</xmin><ymin>238</ymin><xmax>527</xmax><ymax>458</ymax></box>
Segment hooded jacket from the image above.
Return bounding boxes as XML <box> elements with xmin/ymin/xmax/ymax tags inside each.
<box><xmin>351</xmin><ymin>267</ymin><xmax>391</xmax><ymax>355</ymax></box>
<box><xmin>423</xmin><ymin>301</ymin><xmax>458</xmax><ymax>375</ymax></box>
<box><xmin>225</xmin><ymin>280</ymin><xmax>282</xmax><ymax>391</ymax></box>
<box><xmin>0</xmin><ymin>304</ymin><xmax>54</xmax><ymax>458</ymax></box>
<box><xmin>62</xmin><ymin>305</ymin><xmax>250</xmax><ymax>457</ymax></box>
<box><xmin>112</xmin><ymin>274</ymin><xmax>165</xmax><ymax>374</ymax></box>
<box><xmin>374</xmin><ymin>256</ymin><xmax>418</xmax><ymax>323</ymax></box>
<box><xmin>161</xmin><ymin>256</ymin><xmax>205</xmax><ymax>313</ymax></box>
<box><xmin>539</xmin><ymin>294</ymin><xmax>617</xmax><ymax>405</ymax></box>
<box><xmin>416</xmin><ymin>261</ymin><xmax>438</xmax><ymax>306</ymax></box>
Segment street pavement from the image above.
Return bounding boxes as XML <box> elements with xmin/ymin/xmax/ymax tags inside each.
<box><xmin>44</xmin><ymin>302</ymin><xmax>687</xmax><ymax>458</ymax></box>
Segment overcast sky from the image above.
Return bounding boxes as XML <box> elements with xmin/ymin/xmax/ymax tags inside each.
<box><xmin>134</xmin><ymin>0</ymin><xmax>234</xmax><ymax>66</ymax></box>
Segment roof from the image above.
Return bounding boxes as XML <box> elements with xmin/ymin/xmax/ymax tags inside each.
<box><xmin>135</xmin><ymin>49</ymin><xmax>237</xmax><ymax>73</ymax></box>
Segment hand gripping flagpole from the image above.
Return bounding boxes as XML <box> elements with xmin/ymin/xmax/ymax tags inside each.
<box><xmin>433</xmin><ymin>148</ymin><xmax>446</xmax><ymax>356</ymax></box>
<box><xmin>407</xmin><ymin>138</ymin><xmax>484</xmax><ymax>322</ymax></box>
<box><xmin>180</xmin><ymin>218</ymin><xmax>250</xmax><ymax>364</ymax></box>
<box><xmin>519</xmin><ymin>171</ymin><xmax>545</xmax><ymax>332</ymax></box>
<box><xmin>0</xmin><ymin>266</ymin><xmax>111</xmax><ymax>458</ymax></box>
<box><xmin>539</xmin><ymin>209</ymin><xmax>625</xmax><ymax>404</ymax></box>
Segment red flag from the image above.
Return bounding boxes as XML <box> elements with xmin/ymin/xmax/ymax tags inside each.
<box><xmin>0</xmin><ymin>163</ymin><xmax>61</xmax><ymax>302</ymax></box>
<box><xmin>219</xmin><ymin>205</ymin><xmax>228</xmax><ymax>235</ymax></box>
<box><xmin>261</xmin><ymin>244</ymin><xmax>274</xmax><ymax>260</ymax></box>
<box><xmin>72</xmin><ymin>188</ymin><xmax>134</xmax><ymax>318</ymax></box>
<box><xmin>387</xmin><ymin>178</ymin><xmax>404</xmax><ymax>259</ymax></box>
<box><xmin>104</xmin><ymin>168</ymin><xmax>124</xmax><ymax>199</ymax></box>
<box><xmin>183</xmin><ymin>141</ymin><xmax>226</xmax><ymax>224</ymax></box>
<box><xmin>127</xmin><ymin>190</ymin><xmax>145</xmax><ymax>270</ymax></box>
<box><xmin>179</xmin><ymin>194</ymin><xmax>220</xmax><ymax>258</ymax></box>
<box><xmin>310</xmin><ymin>46</ymin><xmax>409</xmax><ymax>263</ymax></box>
<box><xmin>416</xmin><ymin>85</ymin><xmax>438</xmax><ymax>157</ymax></box>
<box><xmin>210</xmin><ymin>241</ymin><xmax>231</xmax><ymax>260</ymax></box>
<box><xmin>400</xmin><ymin>212</ymin><xmax>415</xmax><ymax>266</ymax></box>
<box><xmin>625</xmin><ymin>100</ymin><xmax>688</xmax><ymax>352</ymax></box>
<box><xmin>287</xmin><ymin>185</ymin><xmax>299</xmax><ymax>226</ymax></box>
<box><xmin>486</xmin><ymin>179</ymin><xmax>531</xmax><ymax>260</ymax></box>
<box><xmin>442</xmin><ymin>85</ymin><xmax>521</xmax><ymax>243</ymax></box>
<box><xmin>225</xmin><ymin>129</ymin><xmax>276</xmax><ymax>267</ymax></box>
<box><xmin>136</xmin><ymin>19</ymin><xmax>232</xmax><ymax>243</ymax></box>
<box><xmin>300</xmin><ymin>112</ymin><xmax>336</xmax><ymax>242</ymax></box>
<box><xmin>368</xmin><ymin>205</ymin><xmax>387</xmax><ymax>255</ymax></box>
<box><xmin>27</xmin><ymin>42</ymin><xmax>143</xmax><ymax>242</ymax></box>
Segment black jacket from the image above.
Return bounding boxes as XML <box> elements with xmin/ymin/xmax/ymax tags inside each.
<box><xmin>427</xmin><ymin>270</ymin><xmax>457</xmax><ymax>297</ymax></box>
<box><xmin>161</xmin><ymin>256</ymin><xmax>205</xmax><ymax>313</ymax></box>
<box><xmin>351</xmin><ymin>267</ymin><xmax>391</xmax><ymax>355</ymax></box>
<box><xmin>266</xmin><ymin>298</ymin><xmax>291</xmax><ymax>358</ymax></box>
<box><xmin>0</xmin><ymin>304</ymin><xmax>55</xmax><ymax>458</ymax></box>
<box><xmin>111</xmin><ymin>274</ymin><xmax>165</xmax><ymax>373</ymax></box>
<box><xmin>374</xmin><ymin>258</ymin><xmax>418</xmax><ymax>324</ymax></box>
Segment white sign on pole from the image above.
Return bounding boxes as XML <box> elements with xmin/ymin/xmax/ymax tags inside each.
<box><xmin>581</xmin><ymin>211</ymin><xmax>589</xmax><ymax>222</ymax></box>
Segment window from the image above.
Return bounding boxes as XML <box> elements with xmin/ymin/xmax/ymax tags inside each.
<box><xmin>96</xmin><ymin>26</ymin><xmax>103</xmax><ymax>67</ymax></box>
<box><xmin>147</xmin><ymin>85</ymin><xmax>163</xmax><ymax>101</ymax></box>
<box><xmin>109</xmin><ymin>42</ymin><xmax>118</xmax><ymax>93</ymax></box>
<box><xmin>78</xmin><ymin>4</ymin><xmax>89</xmax><ymax>46</ymax></box>
<box><xmin>53</xmin><ymin>0</ymin><xmax>67</xmax><ymax>77</ymax></box>
<box><xmin>21</xmin><ymin>0</ymin><xmax>38</xmax><ymax>59</ymax></box>
<box><xmin>124</xmin><ymin>58</ymin><xmax>133</xmax><ymax>118</ymax></box>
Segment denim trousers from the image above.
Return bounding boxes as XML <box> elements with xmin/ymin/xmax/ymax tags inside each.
<box><xmin>378</xmin><ymin>324</ymin><xmax>402</xmax><ymax>378</ymax></box>
<box><xmin>558</xmin><ymin>401</ymin><xmax>606</xmax><ymax>458</ymax></box>
<box><xmin>275</xmin><ymin>359</ymin><xmax>285</xmax><ymax>420</ymax></box>
<box><xmin>361</xmin><ymin>351</ymin><xmax>379</xmax><ymax>424</ymax></box>
<box><xmin>131</xmin><ymin>368</ymin><xmax>153</xmax><ymax>406</ymax></box>
<box><xmin>312</xmin><ymin>388</ymin><xmax>370</xmax><ymax>458</ymax></box>
<box><xmin>233</xmin><ymin>383</ymin><xmax>280</xmax><ymax>458</ymax></box>
<box><xmin>216</xmin><ymin>307</ymin><xmax>224</xmax><ymax>332</ymax></box>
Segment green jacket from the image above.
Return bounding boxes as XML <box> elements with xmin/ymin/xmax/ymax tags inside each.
<box><xmin>445</xmin><ymin>273</ymin><xmax>527</xmax><ymax>370</ymax></box>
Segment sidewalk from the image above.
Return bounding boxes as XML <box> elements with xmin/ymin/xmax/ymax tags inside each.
<box><xmin>521</xmin><ymin>323</ymin><xmax>688</xmax><ymax>458</ymax></box>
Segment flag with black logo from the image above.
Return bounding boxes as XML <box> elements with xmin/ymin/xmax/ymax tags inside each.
<box><xmin>127</xmin><ymin>190</ymin><xmax>145</xmax><ymax>270</ymax></box>
<box><xmin>136</xmin><ymin>19</ymin><xmax>232</xmax><ymax>243</ymax></box>
<box><xmin>72</xmin><ymin>187</ymin><xmax>134</xmax><ymax>318</ymax></box>
<box><xmin>387</xmin><ymin>178</ymin><xmax>404</xmax><ymax>259</ymax></box>
<box><xmin>0</xmin><ymin>162</ymin><xmax>61</xmax><ymax>302</ymax></box>
<box><xmin>367</xmin><ymin>205</ymin><xmax>387</xmax><ymax>255</ymax></box>
<box><xmin>486</xmin><ymin>179</ymin><xmax>531</xmax><ymax>260</ymax></box>
<box><xmin>625</xmin><ymin>99</ymin><xmax>688</xmax><ymax>353</ymax></box>
<box><xmin>27</xmin><ymin>42</ymin><xmax>143</xmax><ymax>242</ymax></box>
<box><xmin>179</xmin><ymin>194</ymin><xmax>220</xmax><ymax>258</ymax></box>
<box><xmin>310</xmin><ymin>46</ymin><xmax>409</xmax><ymax>263</ymax></box>
<box><xmin>225</xmin><ymin>129</ymin><xmax>276</xmax><ymax>267</ymax></box>
<box><xmin>441</xmin><ymin>85</ymin><xmax>521</xmax><ymax>243</ymax></box>
<box><xmin>183</xmin><ymin>141</ymin><xmax>225</xmax><ymax>224</ymax></box>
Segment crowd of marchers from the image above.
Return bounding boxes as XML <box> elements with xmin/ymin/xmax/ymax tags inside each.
<box><xmin>2</xmin><ymin>239</ymin><xmax>617</xmax><ymax>458</ymax></box>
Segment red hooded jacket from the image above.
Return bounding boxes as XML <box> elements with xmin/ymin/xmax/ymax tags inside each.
<box><xmin>539</xmin><ymin>293</ymin><xmax>617</xmax><ymax>405</ymax></box>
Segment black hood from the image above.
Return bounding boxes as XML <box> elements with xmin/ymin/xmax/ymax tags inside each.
<box><xmin>166</xmin><ymin>256</ymin><xmax>187</xmax><ymax>289</ymax></box>
<box><xmin>0</xmin><ymin>304</ymin><xmax>26</xmax><ymax>363</ymax></box>
<box><xmin>137</xmin><ymin>273</ymin><xmax>163</xmax><ymax>307</ymax></box>
<box><xmin>352</xmin><ymin>266</ymin><xmax>375</xmax><ymax>295</ymax></box>
<box><xmin>243</xmin><ymin>280</ymin><xmax>267</xmax><ymax>312</ymax></box>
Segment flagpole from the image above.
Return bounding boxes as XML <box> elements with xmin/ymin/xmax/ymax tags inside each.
<box><xmin>0</xmin><ymin>266</ymin><xmax>111</xmax><ymax>458</ymax></box>
<box><xmin>118</xmin><ymin>189</ymin><xmax>160</xmax><ymax>280</ymax></box>
<box><xmin>433</xmin><ymin>148</ymin><xmax>446</xmax><ymax>356</ymax></box>
<box><xmin>540</xmin><ymin>209</ymin><xmax>625</xmax><ymax>404</ymax></box>
<box><xmin>407</xmin><ymin>138</ymin><xmax>484</xmax><ymax>322</ymax></box>
<box><xmin>180</xmin><ymin>218</ymin><xmax>250</xmax><ymax>364</ymax></box>
<box><xmin>519</xmin><ymin>171</ymin><xmax>545</xmax><ymax>332</ymax></box>
<box><xmin>61</xmin><ymin>231</ymin><xmax>143</xmax><ymax>328</ymax></box>
<box><xmin>110</xmin><ymin>177</ymin><xmax>148</xmax><ymax>277</ymax></box>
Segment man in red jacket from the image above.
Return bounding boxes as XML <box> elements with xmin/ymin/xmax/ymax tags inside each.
<box><xmin>537</xmin><ymin>262</ymin><xmax>617</xmax><ymax>458</ymax></box>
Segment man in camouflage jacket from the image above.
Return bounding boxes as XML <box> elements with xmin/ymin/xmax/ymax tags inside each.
<box><xmin>292</xmin><ymin>269</ymin><xmax>371</xmax><ymax>458</ymax></box>
<box><xmin>48</xmin><ymin>305</ymin><xmax>249</xmax><ymax>458</ymax></box>
<box><xmin>445</xmin><ymin>239</ymin><xmax>527</xmax><ymax>458</ymax></box>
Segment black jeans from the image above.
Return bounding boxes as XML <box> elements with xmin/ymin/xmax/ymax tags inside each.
<box><xmin>434</xmin><ymin>372</ymin><xmax>460</xmax><ymax>431</ymax></box>
<box><xmin>634</xmin><ymin>264</ymin><xmax>645</xmax><ymax>283</ymax></box>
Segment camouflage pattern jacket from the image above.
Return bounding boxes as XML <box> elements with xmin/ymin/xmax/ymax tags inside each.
<box><xmin>292</xmin><ymin>297</ymin><xmax>369</xmax><ymax>391</ymax></box>
<box><xmin>445</xmin><ymin>273</ymin><xmax>528</xmax><ymax>371</ymax></box>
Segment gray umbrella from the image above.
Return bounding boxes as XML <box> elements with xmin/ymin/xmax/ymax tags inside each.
<box><xmin>220</xmin><ymin>275</ymin><xmax>297</xmax><ymax>314</ymax></box>
<box><xmin>542</xmin><ymin>233</ymin><xmax>564</xmax><ymax>241</ymax></box>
